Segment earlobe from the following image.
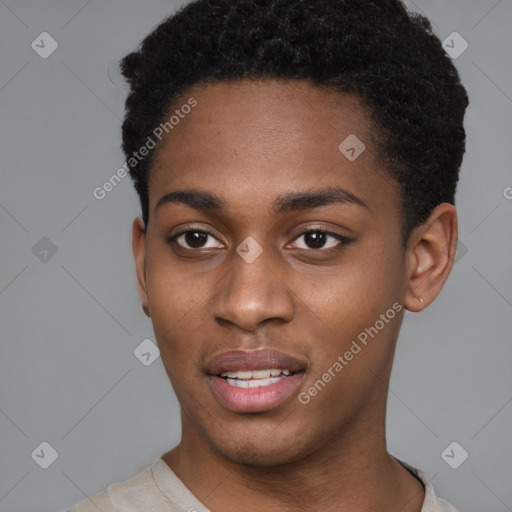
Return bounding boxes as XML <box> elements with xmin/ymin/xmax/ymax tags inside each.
<box><xmin>403</xmin><ymin>203</ymin><xmax>458</xmax><ymax>312</ymax></box>
<box><xmin>132</xmin><ymin>217</ymin><xmax>151</xmax><ymax>318</ymax></box>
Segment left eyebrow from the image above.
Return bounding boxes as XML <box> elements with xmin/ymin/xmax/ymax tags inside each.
<box><xmin>273</xmin><ymin>187</ymin><xmax>370</xmax><ymax>213</ymax></box>
<box><xmin>154</xmin><ymin>186</ymin><xmax>369</xmax><ymax>215</ymax></box>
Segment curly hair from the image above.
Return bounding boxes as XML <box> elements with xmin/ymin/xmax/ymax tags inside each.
<box><xmin>120</xmin><ymin>0</ymin><xmax>469</xmax><ymax>242</ymax></box>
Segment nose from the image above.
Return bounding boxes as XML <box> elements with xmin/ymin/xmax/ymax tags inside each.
<box><xmin>210</xmin><ymin>248</ymin><xmax>294</xmax><ymax>332</ymax></box>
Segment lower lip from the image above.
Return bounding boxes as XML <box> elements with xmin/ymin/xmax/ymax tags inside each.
<box><xmin>208</xmin><ymin>373</ymin><xmax>304</xmax><ymax>413</ymax></box>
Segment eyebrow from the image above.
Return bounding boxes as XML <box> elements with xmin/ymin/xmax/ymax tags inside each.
<box><xmin>154</xmin><ymin>186</ymin><xmax>369</xmax><ymax>215</ymax></box>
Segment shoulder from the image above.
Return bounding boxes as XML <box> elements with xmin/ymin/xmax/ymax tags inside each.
<box><xmin>434</xmin><ymin>498</ymin><xmax>461</xmax><ymax>512</ymax></box>
<box><xmin>67</xmin><ymin>461</ymin><xmax>170</xmax><ymax>511</ymax></box>
<box><xmin>393</xmin><ymin>457</ymin><xmax>462</xmax><ymax>512</ymax></box>
<box><xmin>67</xmin><ymin>487</ymin><xmax>116</xmax><ymax>512</ymax></box>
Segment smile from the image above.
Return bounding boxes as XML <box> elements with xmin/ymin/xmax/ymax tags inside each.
<box><xmin>219</xmin><ymin>369</ymin><xmax>294</xmax><ymax>388</ymax></box>
<box><xmin>205</xmin><ymin>348</ymin><xmax>307</xmax><ymax>413</ymax></box>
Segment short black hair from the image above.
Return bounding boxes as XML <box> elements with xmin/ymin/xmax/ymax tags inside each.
<box><xmin>120</xmin><ymin>0</ymin><xmax>469</xmax><ymax>242</ymax></box>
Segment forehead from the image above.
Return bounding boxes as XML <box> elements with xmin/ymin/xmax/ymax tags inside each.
<box><xmin>148</xmin><ymin>79</ymin><xmax>397</xmax><ymax>217</ymax></box>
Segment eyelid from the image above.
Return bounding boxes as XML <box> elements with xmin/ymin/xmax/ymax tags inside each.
<box><xmin>167</xmin><ymin>224</ymin><xmax>225</xmax><ymax>249</ymax></box>
<box><xmin>168</xmin><ymin>223</ymin><xmax>220</xmax><ymax>238</ymax></box>
<box><xmin>287</xmin><ymin>227</ymin><xmax>351</xmax><ymax>250</ymax></box>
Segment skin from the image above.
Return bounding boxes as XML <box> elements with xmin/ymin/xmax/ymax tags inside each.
<box><xmin>131</xmin><ymin>79</ymin><xmax>458</xmax><ymax>512</ymax></box>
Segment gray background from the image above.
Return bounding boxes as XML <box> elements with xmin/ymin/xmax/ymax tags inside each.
<box><xmin>0</xmin><ymin>0</ymin><xmax>511</xmax><ymax>511</ymax></box>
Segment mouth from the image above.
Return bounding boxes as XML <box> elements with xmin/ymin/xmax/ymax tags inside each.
<box><xmin>219</xmin><ymin>368</ymin><xmax>296</xmax><ymax>388</ymax></box>
<box><xmin>206</xmin><ymin>349</ymin><xmax>306</xmax><ymax>413</ymax></box>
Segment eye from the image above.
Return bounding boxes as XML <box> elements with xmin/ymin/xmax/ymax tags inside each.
<box><xmin>169</xmin><ymin>229</ymin><xmax>223</xmax><ymax>250</ymax></box>
<box><xmin>289</xmin><ymin>229</ymin><xmax>349</xmax><ymax>250</ymax></box>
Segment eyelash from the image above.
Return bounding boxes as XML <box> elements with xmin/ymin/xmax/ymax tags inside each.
<box><xmin>166</xmin><ymin>227</ymin><xmax>351</xmax><ymax>252</ymax></box>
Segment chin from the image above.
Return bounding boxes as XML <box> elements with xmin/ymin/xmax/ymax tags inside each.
<box><xmin>219</xmin><ymin>443</ymin><xmax>301</xmax><ymax>467</ymax></box>
<box><xmin>207</xmin><ymin>426</ymin><xmax>313</xmax><ymax>468</ymax></box>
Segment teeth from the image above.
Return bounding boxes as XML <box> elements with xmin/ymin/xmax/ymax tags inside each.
<box><xmin>219</xmin><ymin>368</ymin><xmax>292</xmax><ymax>379</ymax></box>
<box><xmin>252</xmin><ymin>369</ymin><xmax>272</xmax><ymax>379</ymax></box>
<box><xmin>232</xmin><ymin>370</ymin><xmax>252</xmax><ymax>379</ymax></box>
<box><xmin>225</xmin><ymin>376</ymin><xmax>282</xmax><ymax>388</ymax></box>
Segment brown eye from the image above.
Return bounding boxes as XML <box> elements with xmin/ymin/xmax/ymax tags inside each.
<box><xmin>303</xmin><ymin>231</ymin><xmax>328</xmax><ymax>249</ymax></box>
<box><xmin>290</xmin><ymin>229</ymin><xmax>349</xmax><ymax>250</ymax></box>
<box><xmin>169</xmin><ymin>230</ymin><xmax>223</xmax><ymax>250</ymax></box>
<box><xmin>182</xmin><ymin>231</ymin><xmax>208</xmax><ymax>248</ymax></box>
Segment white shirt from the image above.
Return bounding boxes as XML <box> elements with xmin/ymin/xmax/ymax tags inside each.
<box><xmin>68</xmin><ymin>456</ymin><xmax>460</xmax><ymax>512</ymax></box>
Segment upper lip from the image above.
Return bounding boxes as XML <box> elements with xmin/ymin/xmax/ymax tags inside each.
<box><xmin>205</xmin><ymin>348</ymin><xmax>307</xmax><ymax>375</ymax></box>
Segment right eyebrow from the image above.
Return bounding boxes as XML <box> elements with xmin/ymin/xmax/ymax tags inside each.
<box><xmin>155</xmin><ymin>189</ymin><xmax>225</xmax><ymax>214</ymax></box>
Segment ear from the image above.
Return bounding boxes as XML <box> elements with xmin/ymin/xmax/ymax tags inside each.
<box><xmin>403</xmin><ymin>203</ymin><xmax>458</xmax><ymax>312</ymax></box>
<box><xmin>132</xmin><ymin>217</ymin><xmax>150</xmax><ymax>317</ymax></box>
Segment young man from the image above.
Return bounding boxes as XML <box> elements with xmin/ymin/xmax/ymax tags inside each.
<box><xmin>70</xmin><ymin>0</ymin><xmax>468</xmax><ymax>510</ymax></box>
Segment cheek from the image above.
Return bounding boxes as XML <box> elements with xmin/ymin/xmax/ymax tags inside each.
<box><xmin>144</xmin><ymin>252</ymin><xmax>211</xmax><ymax>367</ymax></box>
<box><xmin>296</xmin><ymin>286</ymin><xmax>402</xmax><ymax>421</ymax></box>
<box><xmin>293</xmin><ymin>248</ymin><xmax>404</xmax><ymax>378</ymax></box>
<box><xmin>296</xmin><ymin>250</ymin><xmax>403</xmax><ymax>328</ymax></box>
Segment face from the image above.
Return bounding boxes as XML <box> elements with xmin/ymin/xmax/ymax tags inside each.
<box><xmin>133</xmin><ymin>79</ymin><xmax>410</xmax><ymax>466</ymax></box>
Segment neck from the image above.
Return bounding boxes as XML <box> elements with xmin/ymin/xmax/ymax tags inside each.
<box><xmin>162</xmin><ymin>400</ymin><xmax>425</xmax><ymax>512</ymax></box>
